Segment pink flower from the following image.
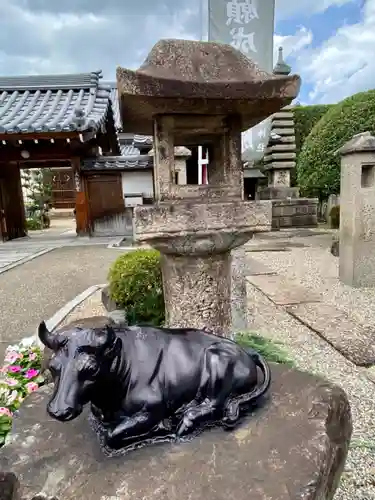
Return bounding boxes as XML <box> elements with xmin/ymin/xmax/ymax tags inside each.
<box><xmin>3</xmin><ymin>378</ymin><xmax>18</xmax><ymax>387</ymax></box>
<box><xmin>4</xmin><ymin>351</ymin><xmax>21</xmax><ymax>364</ymax></box>
<box><xmin>28</xmin><ymin>352</ymin><xmax>37</xmax><ymax>361</ymax></box>
<box><xmin>8</xmin><ymin>366</ymin><xmax>21</xmax><ymax>373</ymax></box>
<box><xmin>25</xmin><ymin>382</ymin><xmax>38</xmax><ymax>393</ymax></box>
<box><xmin>0</xmin><ymin>407</ymin><xmax>12</xmax><ymax>417</ymax></box>
<box><xmin>24</xmin><ymin>369</ymin><xmax>39</xmax><ymax>379</ymax></box>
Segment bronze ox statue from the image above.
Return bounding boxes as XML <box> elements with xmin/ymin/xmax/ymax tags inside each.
<box><xmin>38</xmin><ymin>321</ymin><xmax>271</xmax><ymax>451</ymax></box>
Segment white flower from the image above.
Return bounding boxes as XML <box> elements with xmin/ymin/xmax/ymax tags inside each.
<box><xmin>6</xmin><ymin>390</ymin><xmax>18</xmax><ymax>405</ymax></box>
<box><xmin>19</xmin><ymin>336</ymin><xmax>37</xmax><ymax>348</ymax></box>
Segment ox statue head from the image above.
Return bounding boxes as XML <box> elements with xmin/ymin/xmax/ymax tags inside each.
<box><xmin>38</xmin><ymin>321</ymin><xmax>121</xmax><ymax>422</ymax></box>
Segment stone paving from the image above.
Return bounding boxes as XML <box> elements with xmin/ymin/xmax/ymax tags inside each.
<box><xmin>0</xmin><ymin>220</ymin><xmax>123</xmax><ymax>273</ymax></box>
<box><xmin>0</xmin><ymin>227</ymin><xmax>123</xmax><ymax>361</ymax></box>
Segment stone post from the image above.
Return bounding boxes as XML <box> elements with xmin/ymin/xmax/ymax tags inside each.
<box><xmin>338</xmin><ymin>132</ymin><xmax>375</xmax><ymax>287</ymax></box>
<box><xmin>173</xmin><ymin>146</ymin><xmax>191</xmax><ymax>185</ymax></box>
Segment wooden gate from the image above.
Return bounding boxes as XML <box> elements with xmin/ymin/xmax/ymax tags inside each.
<box><xmin>0</xmin><ymin>163</ymin><xmax>26</xmax><ymax>241</ymax></box>
<box><xmin>50</xmin><ymin>167</ymin><xmax>75</xmax><ymax>209</ymax></box>
<box><xmin>86</xmin><ymin>173</ymin><xmax>125</xmax><ymax>231</ymax></box>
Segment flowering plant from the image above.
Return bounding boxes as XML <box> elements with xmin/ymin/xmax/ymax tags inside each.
<box><xmin>0</xmin><ymin>337</ymin><xmax>44</xmax><ymax>446</ymax></box>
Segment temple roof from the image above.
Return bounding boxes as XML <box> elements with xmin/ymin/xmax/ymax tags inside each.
<box><xmin>0</xmin><ymin>70</ymin><xmax>115</xmax><ymax>135</ymax></box>
<box><xmin>82</xmin><ymin>151</ymin><xmax>152</xmax><ymax>171</ymax></box>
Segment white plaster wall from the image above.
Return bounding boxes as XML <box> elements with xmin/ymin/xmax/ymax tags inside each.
<box><xmin>121</xmin><ymin>171</ymin><xmax>153</xmax><ymax>198</ymax></box>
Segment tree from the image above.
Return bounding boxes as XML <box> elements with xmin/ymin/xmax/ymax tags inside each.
<box><xmin>297</xmin><ymin>90</ymin><xmax>375</xmax><ymax>201</ymax></box>
<box><xmin>22</xmin><ymin>168</ymin><xmax>52</xmax><ymax>228</ymax></box>
<box><xmin>293</xmin><ymin>104</ymin><xmax>332</xmax><ymax>160</ymax></box>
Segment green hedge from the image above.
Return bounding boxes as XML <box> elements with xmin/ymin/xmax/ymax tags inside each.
<box><xmin>297</xmin><ymin>90</ymin><xmax>375</xmax><ymax>200</ymax></box>
<box><xmin>294</xmin><ymin>104</ymin><xmax>332</xmax><ymax>159</ymax></box>
<box><xmin>108</xmin><ymin>249</ymin><xmax>165</xmax><ymax>326</ymax></box>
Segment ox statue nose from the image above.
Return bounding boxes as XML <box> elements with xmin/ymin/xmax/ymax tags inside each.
<box><xmin>47</xmin><ymin>401</ymin><xmax>81</xmax><ymax>422</ymax></box>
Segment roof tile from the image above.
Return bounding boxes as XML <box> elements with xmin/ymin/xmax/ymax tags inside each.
<box><xmin>0</xmin><ymin>70</ymin><xmax>113</xmax><ymax>135</ymax></box>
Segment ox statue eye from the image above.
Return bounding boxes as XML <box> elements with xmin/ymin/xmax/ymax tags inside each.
<box><xmin>76</xmin><ymin>354</ymin><xmax>99</xmax><ymax>378</ymax></box>
<box><xmin>49</xmin><ymin>355</ymin><xmax>62</xmax><ymax>373</ymax></box>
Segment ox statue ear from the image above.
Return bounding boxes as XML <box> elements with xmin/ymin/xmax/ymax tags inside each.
<box><xmin>103</xmin><ymin>325</ymin><xmax>121</xmax><ymax>358</ymax></box>
<box><xmin>38</xmin><ymin>321</ymin><xmax>64</xmax><ymax>351</ymax></box>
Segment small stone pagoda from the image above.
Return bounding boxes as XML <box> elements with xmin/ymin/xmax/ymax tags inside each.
<box><xmin>261</xmin><ymin>48</ymin><xmax>299</xmax><ymax>200</ymax></box>
<box><xmin>117</xmin><ymin>39</ymin><xmax>301</xmax><ymax>335</ymax></box>
<box><xmin>257</xmin><ymin>47</ymin><xmax>318</xmax><ymax>229</ymax></box>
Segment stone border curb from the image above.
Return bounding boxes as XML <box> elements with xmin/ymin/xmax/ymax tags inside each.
<box><xmin>107</xmin><ymin>237</ymin><xmax>125</xmax><ymax>249</ymax></box>
<box><xmin>33</xmin><ymin>283</ymin><xmax>107</xmax><ymax>347</ymax></box>
<box><xmin>0</xmin><ymin>247</ymin><xmax>58</xmax><ymax>276</ymax></box>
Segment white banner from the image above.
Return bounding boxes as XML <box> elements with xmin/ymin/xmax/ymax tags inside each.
<box><xmin>208</xmin><ymin>0</ymin><xmax>276</xmax><ymax>162</ymax></box>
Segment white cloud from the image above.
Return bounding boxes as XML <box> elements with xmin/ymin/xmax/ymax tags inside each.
<box><xmin>275</xmin><ymin>0</ymin><xmax>355</xmax><ymax>21</ymax></box>
<box><xmin>295</xmin><ymin>0</ymin><xmax>375</xmax><ymax>103</ymax></box>
<box><xmin>274</xmin><ymin>27</ymin><xmax>313</xmax><ymax>61</ymax></box>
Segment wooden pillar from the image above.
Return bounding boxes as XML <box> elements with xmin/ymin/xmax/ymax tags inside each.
<box><xmin>71</xmin><ymin>157</ymin><xmax>89</xmax><ymax>235</ymax></box>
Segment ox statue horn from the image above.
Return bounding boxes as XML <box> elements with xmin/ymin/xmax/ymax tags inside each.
<box><xmin>38</xmin><ymin>321</ymin><xmax>65</xmax><ymax>350</ymax></box>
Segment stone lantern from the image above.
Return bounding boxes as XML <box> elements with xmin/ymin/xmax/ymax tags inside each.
<box><xmin>117</xmin><ymin>39</ymin><xmax>300</xmax><ymax>335</ymax></box>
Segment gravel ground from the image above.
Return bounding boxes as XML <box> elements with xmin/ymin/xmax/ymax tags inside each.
<box><xmin>250</xmin><ymin>232</ymin><xmax>375</xmax><ymax>331</ymax></box>
<box><xmin>246</xmin><ymin>263</ymin><xmax>375</xmax><ymax>498</ymax></box>
<box><xmin>0</xmin><ymin>245</ymin><xmax>120</xmax><ymax>360</ymax></box>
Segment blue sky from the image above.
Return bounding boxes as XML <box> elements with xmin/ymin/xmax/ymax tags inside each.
<box><xmin>275</xmin><ymin>0</ymin><xmax>374</xmax><ymax>104</ymax></box>
<box><xmin>0</xmin><ymin>0</ymin><xmax>373</xmax><ymax>106</ymax></box>
<box><xmin>279</xmin><ymin>0</ymin><xmax>362</xmax><ymax>103</ymax></box>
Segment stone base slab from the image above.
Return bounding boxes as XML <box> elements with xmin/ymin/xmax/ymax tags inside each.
<box><xmin>247</xmin><ymin>274</ymin><xmax>321</xmax><ymax>306</ymax></box>
<box><xmin>257</xmin><ymin>186</ymin><xmax>300</xmax><ymax>200</ymax></box>
<box><xmin>134</xmin><ymin>199</ymin><xmax>271</xmax><ymax>243</ymax></box>
<box><xmin>0</xmin><ymin>364</ymin><xmax>352</xmax><ymax>500</ymax></box>
<box><xmin>287</xmin><ymin>302</ymin><xmax>375</xmax><ymax>367</ymax></box>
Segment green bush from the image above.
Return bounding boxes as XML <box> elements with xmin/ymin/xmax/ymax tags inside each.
<box><xmin>26</xmin><ymin>217</ymin><xmax>42</xmax><ymax>230</ymax></box>
<box><xmin>329</xmin><ymin>205</ymin><xmax>340</xmax><ymax>229</ymax></box>
<box><xmin>108</xmin><ymin>249</ymin><xmax>165</xmax><ymax>326</ymax></box>
<box><xmin>294</xmin><ymin>104</ymin><xmax>332</xmax><ymax>159</ymax></box>
<box><xmin>235</xmin><ymin>332</ymin><xmax>295</xmax><ymax>367</ymax></box>
<box><xmin>297</xmin><ymin>90</ymin><xmax>375</xmax><ymax>200</ymax></box>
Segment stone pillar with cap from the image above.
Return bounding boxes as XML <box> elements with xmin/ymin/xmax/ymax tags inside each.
<box><xmin>338</xmin><ymin>132</ymin><xmax>375</xmax><ymax>287</ymax></box>
<box><xmin>117</xmin><ymin>39</ymin><xmax>300</xmax><ymax>335</ymax></box>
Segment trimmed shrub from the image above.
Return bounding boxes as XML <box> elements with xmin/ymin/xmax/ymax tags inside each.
<box><xmin>297</xmin><ymin>90</ymin><xmax>375</xmax><ymax>200</ymax></box>
<box><xmin>329</xmin><ymin>205</ymin><xmax>340</xmax><ymax>229</ymax></box>
<box><xmin>294</xmin><ymin>104</ymin><xmax>332</xmax><ymax>159</ymax></box>
<box><xmin>108</xmin><ymin>249</ymin><xmax>165</xmax><ymax>326</ymax></box>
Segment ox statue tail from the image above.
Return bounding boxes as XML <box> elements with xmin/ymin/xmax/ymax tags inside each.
<box><xmin>223</xmin><ymin>349</ymin><xmax>271</xmax><ymax>428</ymax></box>
<box><xmin>242</xmin><ymin>348</ymin><xmax>271</xmax><ymax>405</ymax></box>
